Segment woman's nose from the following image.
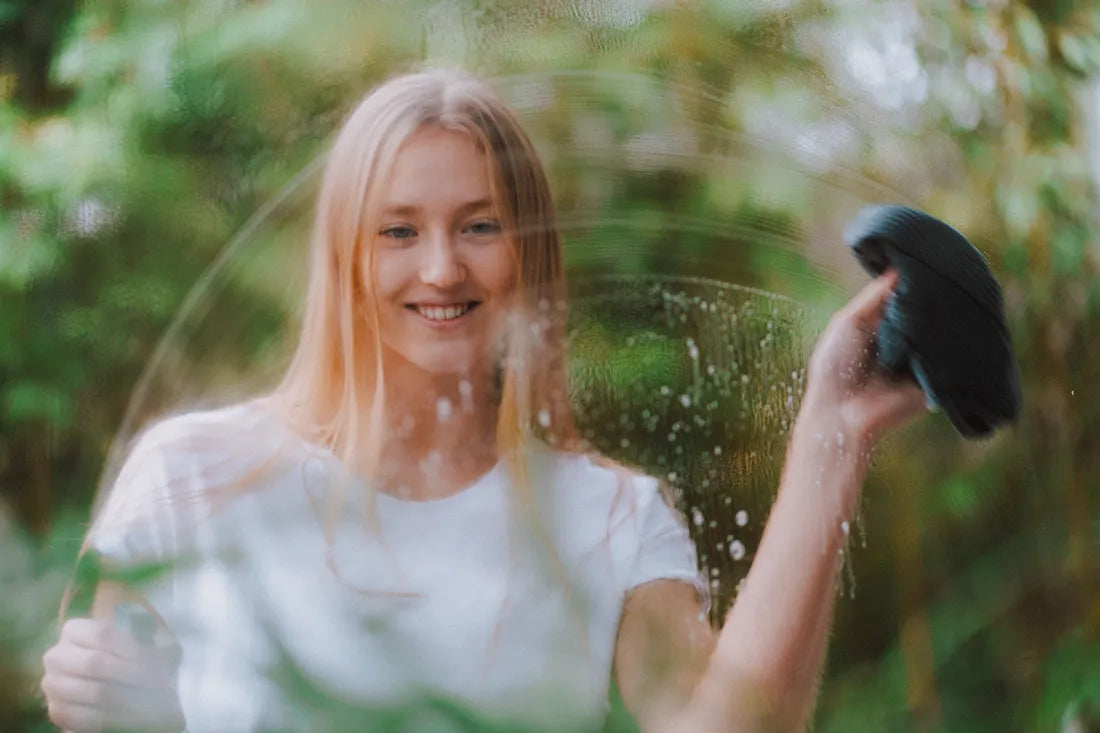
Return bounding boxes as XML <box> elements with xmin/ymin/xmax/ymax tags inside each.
<box><xmin>419</xmin><ymin>233</ymin><xmax>465</xmax><ymax>288</ymax></box>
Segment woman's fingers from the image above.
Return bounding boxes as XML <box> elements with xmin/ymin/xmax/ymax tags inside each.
<box><xmin>804</xmin><ymin>268</ymin><xmax>930</xmax><ymax>443</ymax></box>
<box><xmin>43</xmin><ymin>653</ymin><xmax>184</xmax><ymax>732</ymax></box>
<box><xmin>862</xmin><ymin>377</ymin><xmax>929</xmax><ymax>437</ymax></box>
<box><xmin>47</xmin><ymin>700</ymin><xmax>104</xmax><ymax>733</ymax></box>
<box><xmin>60</xmin><ymin>618</ymin><xmax>144</xmax><ymax>659</ymax></box>
<box><xmin>48</xmin><ymin>694</ymin><xmax>180</xmax><ymax>733</ymax></box>
<box><xmin>42</xmin><ymin>666</ymin><xmax>108</xmax><ymax>707</ymax></box>
<box><xmin>843</xmin><ymin>269</ymin><xmax>898</xmax><ymax>330</ymax></box>
<box><xmin>44</xmin><ymin>618</ymin><xmax>180</xmax><ymax>695</ymax></box>
<box><xmin>44</xmin><ymin>643</ymin><xmax>138</xmax><ymax>686</ymax></box>
<box><xmin>43</xmin><ymin>617</ymin><xmax>184</xmax><ymax>733</ymax></box>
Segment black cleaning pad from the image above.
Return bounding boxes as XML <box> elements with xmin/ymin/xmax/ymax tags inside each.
<box><xmin>843</xmin><ymin>205</ymin><xmax>1021</xmax><ymax>438</ymax></box>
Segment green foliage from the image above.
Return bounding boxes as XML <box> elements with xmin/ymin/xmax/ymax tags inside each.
<box><xmin>1</xmin><ymin>0</ymin><xmax>1098</xmax><ymax>729</ymax></box>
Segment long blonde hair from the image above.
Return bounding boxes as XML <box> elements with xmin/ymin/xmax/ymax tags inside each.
<box><xmin>268</xmin><ymin>68</ymin><xmax>581</xmax><ymax>518</ymax></box>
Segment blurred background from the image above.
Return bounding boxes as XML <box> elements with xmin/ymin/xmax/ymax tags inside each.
<box><xmin>2</xmin><ymin>0</ymin><xmax>1099</xmax><ymax>730</ymax></box>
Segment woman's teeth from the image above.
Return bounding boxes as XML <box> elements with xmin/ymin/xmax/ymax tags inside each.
<box><xmin>415</xmin><ymin>303</ymin><xmax>472</xmax><ymax>321</ymax></box>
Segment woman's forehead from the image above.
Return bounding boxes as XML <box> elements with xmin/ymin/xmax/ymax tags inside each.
<box><xmin>381</xmin><ymin>127</ymin><xmax>496</xmax><ymax>211</ymax></box>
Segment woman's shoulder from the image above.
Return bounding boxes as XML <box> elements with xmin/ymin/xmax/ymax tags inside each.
<box><xmin>91</xmin><ymin>400</ymin><xmax>300</xmax><ymax>556</ymax></box>
<box><xmin>104</xmin><ymin>400</ymin><xmax>295</xmax><ymax>509</ymax></box>
<box><xmin>529</xmin><ymin>443</ymin><xmax>668</xmax><ymax>510</ymax></box>
<box><xmin>129</xmin><ymin>399</ymin><xmax>283</xmax><ymax>456</ymax></box>
<box><xmin>528</xmin><ymin>446</ymin><xmax>698</xmax><ymax>592</ymax></box>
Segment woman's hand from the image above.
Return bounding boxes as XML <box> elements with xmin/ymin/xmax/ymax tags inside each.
<box><xmin>802</xmin><ymin>269</ymin><xmax>929</xmax><ymax>453</ymax></box>
<box><xmin>41</xmin><ymin>617</ymin><xmax>184</xmax><ymax>733</ymax></box>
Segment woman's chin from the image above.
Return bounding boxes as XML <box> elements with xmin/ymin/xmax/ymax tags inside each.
<box><xmin>384</xmin><ymin>345</ymin><xmax>485</xmax><ymax>380</ymax></box>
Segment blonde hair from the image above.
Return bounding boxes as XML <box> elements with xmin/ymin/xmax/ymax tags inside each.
<box><xmin>267</xmin><ymin>68</ymin><xmax>584</xmax><ymax>536</ymax></box>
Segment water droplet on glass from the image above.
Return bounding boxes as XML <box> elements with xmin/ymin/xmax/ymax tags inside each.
<box><xmin>735</xmin><ymin>510</ymin><xmax>748</xmax><ymax>527</ymax></box>
<box><xmin>436</xmin><ymin>397</ymin><xmax>453</xmax><ymax>423</ymax></box>
<box><xmin>537</xmin><ymin>408</ymin><xmax>551</xmax><ymax>428</ymax></box>
<box><xmin>841</xmin><ymin>520</ymin><xmax>850</xmax><ymax>536</ymax></box>
<box><xmin>729</xmin><ymin>540</ymin><xmax>746</xmax><ymax>561</ymax></box>
<box><xmin>692</xmin><ymin>508</ymin><xmax>705</xmax><ymax>527</ymax></box>
<box><xmin>679</xmin><ymin>393</ymin><xmax>692</xmax><ymax>408</ymax></box>
<box><xmin>660</xmin><ymin>385</ymin><xmax>671</xmax><ymax>396</ymax></box>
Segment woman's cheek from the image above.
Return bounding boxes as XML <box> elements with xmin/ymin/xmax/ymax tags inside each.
<box><xmin>369</xmin><ymin>254</ymin><xmax>404</xmax><ymax>301</ymax></box>
<box><xmin>491</xmin><ymin>245</ymin><xmax>520</xmax><ymax>295</ymax></box>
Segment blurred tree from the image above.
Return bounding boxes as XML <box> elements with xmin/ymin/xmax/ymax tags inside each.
<box><xmin>0</xmin><ymin>0</ymin><xmax>78</xmax><ymax>109</ymax></box>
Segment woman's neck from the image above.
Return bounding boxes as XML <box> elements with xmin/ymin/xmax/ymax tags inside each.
<box><xmin>371</xmin><ymin>359</ymin><xmax>502</xmax><ymax>501</ymax></box>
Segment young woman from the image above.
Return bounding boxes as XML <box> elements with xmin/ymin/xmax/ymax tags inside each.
<box><xmin>41</xmin><ymin>68</ymin><xmax>927</xmax><ymax>732</ymax></box>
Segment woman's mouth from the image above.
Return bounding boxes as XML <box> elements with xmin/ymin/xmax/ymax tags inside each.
<box><xmin>408</xmin><ymin>302</ymin><xmax>479</xmax><ymax>322</ymax></box>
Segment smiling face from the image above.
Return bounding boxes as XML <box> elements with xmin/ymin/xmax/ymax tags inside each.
<box><xmin>368</xmin><ymin>125</ymin><xmax>518</xmax><ymax>377</ymax></box>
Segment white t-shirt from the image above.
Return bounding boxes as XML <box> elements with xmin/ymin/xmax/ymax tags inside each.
<box><xmin>91</xmin><ymin>401</ymin><xmax>706</xmax><ymax>732</ymax></box>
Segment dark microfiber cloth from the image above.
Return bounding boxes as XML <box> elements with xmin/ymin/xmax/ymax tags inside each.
<box><xmin>843</xmin><ymin>205</ymin><xmax>1021</xmax><ymax>438</ymax></box>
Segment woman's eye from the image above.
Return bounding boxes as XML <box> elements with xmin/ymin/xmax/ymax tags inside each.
<box><xmin>466</xmin><ymin>219</ymin><xmax>502</xmax><ymax>236</ymax></box>
<box><xmin>380</xmin><ymin>225</ymin><xmax>416</xmax><ymax>240</ymax></box>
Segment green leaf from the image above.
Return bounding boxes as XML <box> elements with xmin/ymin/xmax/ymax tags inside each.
<box><xmin>1057</xmin><ymin>33</ymin><xmax>1089</xmax><ymax>73</ymax></box>
<box><xmin>1014</xmin><ymin>8</ymin><xmax>1049</xmax><ymax>63</ymax></box>
<box><xmin>2</xmin><ymin>380</ymin><xmax>72</xmax><ymax>427</ymax></box>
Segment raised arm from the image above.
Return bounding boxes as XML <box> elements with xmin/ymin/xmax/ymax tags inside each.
<box><xmin>679</xmin><ymin>269</ymin><xmax>927</xmax><ymax>731</ymax></box>
<box><xmin>615</xmin><ymin>270</ymin><xmax>928</xmax><ymax>733</ymax></box>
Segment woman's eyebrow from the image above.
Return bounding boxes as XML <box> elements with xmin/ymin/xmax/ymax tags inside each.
<box><xmin>380</xmin><ymin>204</ymin><xmax>421</xmax><ymax>217</ymax></box>
<box><xmin>457</xmin><ymin>197</ymin><xmax>495</xmax><ymax>214</ymax></box>
<box><xmin>379</xmin><ymin>198</ymin><xmax>495</xmax><ymax>217</ymax></box>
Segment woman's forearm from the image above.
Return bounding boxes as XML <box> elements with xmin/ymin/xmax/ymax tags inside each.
<box><xmin>684</xmin><ymin>404</ymin><xmax>871</xmax><ymax>732</ymax></box>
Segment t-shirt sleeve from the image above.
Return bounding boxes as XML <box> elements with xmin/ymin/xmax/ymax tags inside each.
<box><xmin>87</xmin><ymin>403</ymin><xmax>290</xmax><ymax>576</ymax></box>
<box><xmin>623</xmin><ymin>475</ymin><xmax>710</xmax><ymax>612</ymax></box>
<box><xmin>88</xmin><ymin>423</ymin><xmax>185</xmax><ymax>571</ymax></box>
